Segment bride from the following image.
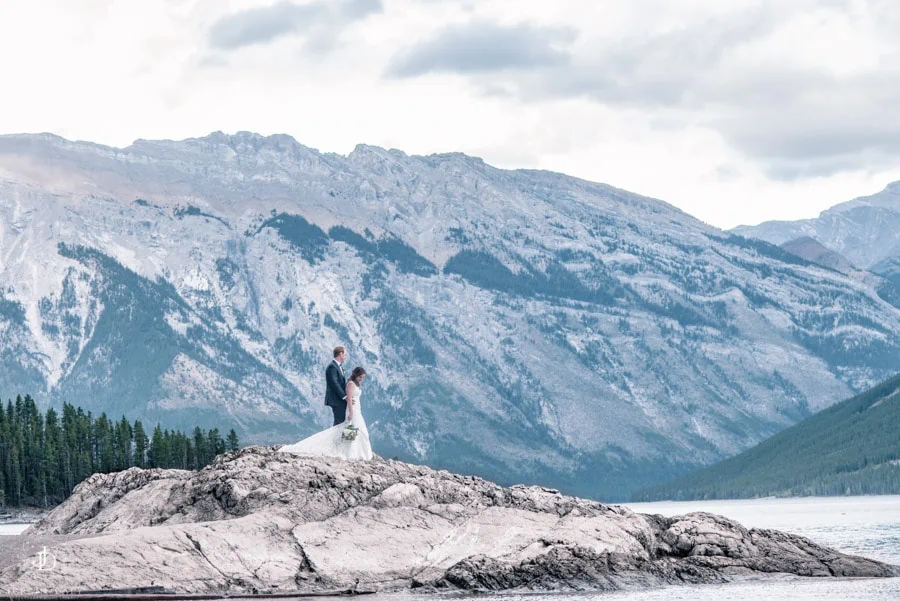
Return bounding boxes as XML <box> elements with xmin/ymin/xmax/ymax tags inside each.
<box><xmin>278</xmin><ymin>367</ymin><xmax>374</xmax><ymax>460</ymax></box>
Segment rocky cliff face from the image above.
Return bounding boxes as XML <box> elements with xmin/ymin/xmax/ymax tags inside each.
<box><xmin>3</xmin><ymin>132</ymin><xmax>900</xmax><ymax>498</ymax></box>
<box><xmin>0</xmin><ymin>447</ymin><xmax>894</xmax><ymax>595</ymax></box>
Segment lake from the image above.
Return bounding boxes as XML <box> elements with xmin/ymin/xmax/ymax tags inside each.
<box><xmin>0</xmin><ymin>523</ymin><xmax>30</xmax><ymax>536</ymax></box>
<box><xmin>1</xmin><ymin>496</ymin><xmax>898</xmax><ymax>599</ymax></box>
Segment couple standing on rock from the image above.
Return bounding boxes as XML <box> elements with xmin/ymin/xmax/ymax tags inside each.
<box><xmin>278</xmin><ymin>345</ymin><xmax>374</xmax><ymax>460</ymax></box>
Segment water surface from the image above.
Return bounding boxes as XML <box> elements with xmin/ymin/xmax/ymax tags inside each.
<box><xmin>0</xmin><ymin>523</ymin><xmax>29</xmax><ymax>536</ymax></box>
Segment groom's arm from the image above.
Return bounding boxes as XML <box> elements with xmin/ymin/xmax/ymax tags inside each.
<box><xmin>326</xmin><ymin>364</ymin><xmax>346</xmax><ymax>399</ymax></box>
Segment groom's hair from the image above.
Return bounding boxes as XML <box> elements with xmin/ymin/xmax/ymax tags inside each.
<box><xmin>333</xmin><ymin>345</ymin><xmax>346</xmax><ymax>358</ymax></box>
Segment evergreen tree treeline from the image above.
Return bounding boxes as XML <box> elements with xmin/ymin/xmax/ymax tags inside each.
<box><xmin>0</xmin><ymin>395</ymin><xmax>240</xmax><ymax>508</ymax></box>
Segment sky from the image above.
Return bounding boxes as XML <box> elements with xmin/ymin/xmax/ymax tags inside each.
<box><xmin>1</xmin><ymin>0</ymin><xmax>899</xmax><ymax>229</ymax></box>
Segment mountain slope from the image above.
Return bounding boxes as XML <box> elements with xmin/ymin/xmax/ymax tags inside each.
<box><xmin>637</xmin><ymin>374</ymin><xmax>900</xmax><ymax>500</ymax></box>
<box><xmin>3</xmin><ymin>132</ymin><xmax>900</xmax><ymax>499</ymax></box>
<box><xmin>780</xmin><ymin>237</ymin><xmax>857</xmax><ymax>275</ymax></box>
<box><xmin>734</xmin><ymin>181</ymin><xmax>900</xmax><ymax>269</ymax></box>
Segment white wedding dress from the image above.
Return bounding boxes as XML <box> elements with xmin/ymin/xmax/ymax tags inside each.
<box><xmin>278</xmin><ymin>386</ymin><xmax>374</xmax><ymax>461</ymax></box>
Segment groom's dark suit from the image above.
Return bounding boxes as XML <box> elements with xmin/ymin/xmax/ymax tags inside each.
<box><xmin>324</xmin><ymin>359</ymin><xmax>347</xmax><ymax>426</ymax></box>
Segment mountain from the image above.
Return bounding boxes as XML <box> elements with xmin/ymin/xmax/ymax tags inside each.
<box><xmin>3</xmin><ymin>132</ymin><xmax>900</xmax><ymax>500</ymax></box>
<box><xmin>779</xmin><ymin>237</ymin><xmax>857</xmax><ymax>275</ymax></box>
<box><xmin>636</xmin><ymin>374</ymin><xmax>900</xmax><ymax>500</ymax></box>
<box><xmin>734</xmin><ymin>181</ymin><xmax>900</xmax><ymax>269</ymax></box>
<box><xmin>872</xmin><ymin>257</ymin><xmax>900</xmax><ymax>286</ymax></box>
<box><xmin>777</xmin><ymin>236</ymin><xmax>894</xmax><ymax>294</ymax></box>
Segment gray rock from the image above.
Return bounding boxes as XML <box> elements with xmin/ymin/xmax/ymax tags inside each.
<box><xmin>1</xmin><ymin>447</ymin><xmax>896</xmax><ymax>595</ymax></box>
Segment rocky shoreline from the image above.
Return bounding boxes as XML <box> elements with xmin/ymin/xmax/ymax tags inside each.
<box><xmin>0</xmin><ymin>446</ymin><xmax>896</xmax><ymax>595</ymax></box>
<box><xmin>0</xmin><ymin>508</ymin><xmax>46</xmax><ymax>524</ymax></box>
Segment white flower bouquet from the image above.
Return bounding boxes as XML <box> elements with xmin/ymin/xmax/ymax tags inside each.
<box><xmin>342</xmin><ymin>424</ymin><xmax>359</xmax><ymax>441</ymax></box>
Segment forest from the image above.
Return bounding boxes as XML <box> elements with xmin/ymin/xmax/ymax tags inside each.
<box><xmin>0</xmin><ymin>394</ymin><xmax>239</xmax><ymax>508</ymax></box>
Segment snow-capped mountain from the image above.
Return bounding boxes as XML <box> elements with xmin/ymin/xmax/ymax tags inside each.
<box><xmin>3</xmin><ymin>132</ymin><xmax>900</xmax><ymax>500</ymax></box>
<box><xmin>734</xmin><ymin>181</ymin><xmax>900</xmax><ymax>269</ymax></box>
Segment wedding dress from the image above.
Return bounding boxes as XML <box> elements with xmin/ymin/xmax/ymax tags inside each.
<box><xmin>278</xmin><ymin>386</ymin><xmax>373</xmax><ymax>461</ymax></box>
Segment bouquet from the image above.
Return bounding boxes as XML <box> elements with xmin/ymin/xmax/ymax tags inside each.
<box><xmin>342</xmin><ymin>424</ymin><xmax>359</xmax><ymax>441</ymax></box>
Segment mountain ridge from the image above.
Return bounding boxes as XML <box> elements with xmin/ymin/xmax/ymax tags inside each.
<box><xmin>3</xmin><ymin>131</ymin><xmax>900</xmax><ymax>499</ymax></box>
<box><xmin>734</xmin><ymin>181</ymin><xmax>900</xmax><ymax>269</ymax></box>
<box><xmin>780</xmin><ymin>236</ymin><xmax>856</xmax><ymax>275</ymax></box>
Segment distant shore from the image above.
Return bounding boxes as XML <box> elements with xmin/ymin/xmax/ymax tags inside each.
<box><xmin>0</xmin><ymin>507</ymin><xmax>48</xmax><ymax>524</ymax></box>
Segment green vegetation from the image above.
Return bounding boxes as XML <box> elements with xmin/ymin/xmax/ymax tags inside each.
<box><xmin>637</xmin><ymin>374</ymin><xmax>900</xmax><ymax>501</ymax></box>
<box><xmin>174</xmin><ymin>204</ymin><xmax>229</xmax><ymax>227</ymax></box>
<box><xmin>329</xmin><ymin>226</ymin><xmax>437</xmax><ymax>276</ymax></box>
<box><xmin>375</xmin><ymin>235</ymin><xmax>437</xmax><ymax>276</ymax></box>
<box><xmin>260</xmin><ymin>213</ymin><xmax>329</xmax><ymax>263</ymax></box>
<box><xmin>0</xmin><ymin>294</ymin><xmax>26</xmax><ymax>325</ymax></box>
<box><xmin>374</xmin><ymin>291</ymin><xmax>437</xmax><ymax>366</ymax></box>
<box><xmin>328</xmin><ymin>225</ymin><xmax>378</xmax><ymax>255</ymax></box>
<box><xmin>716</xmin><ymin>233</ymin><xmax>818</xmax><ymax>269</ymax></box>
<box><xmin>0</xmin><ymin>394</ymin><xmax>240</xmax><ymax>508</ymax></box>
<box><xmin>443</xmin><ymin>249</ymin><xmax>623</xmax><ymax>305</ymax></box>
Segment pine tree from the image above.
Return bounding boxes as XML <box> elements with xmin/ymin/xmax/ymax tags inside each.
<box><xmin>0</xmin><ymin>396</ymin><xmax>238</xmax><ymax>508</ymax></box>
<box><xmin>118</xmin><ymin>417</ymin><xmax>133</xmax><ymax>470</ymax></box>
<box><xmin>43</xmin><ymin>408</ymin><xmax>63</xmax><ymax>507</ymax></box>
<box><xmin>148</xmin><ymin>424</ymin><xmax>165</xmax><ymax>469</ymax></box>
<box><xmin>208</xmin><ymin>428</ymin><xmax>225</xmax><ymax>460</ymax></box>
<box><xmin>133</xmin><ymin>421</ymin><xmax>148</xmax><ymax>468</ymax></box>
<box><xmin>227</xmin><ymin>429</ymin><xmax>240</xmax><ymax>452</ymax></box>
<box><xmin>193</xmin><ymin>427</ymin><xmax>207</xmax><ymax>469</ymax></box>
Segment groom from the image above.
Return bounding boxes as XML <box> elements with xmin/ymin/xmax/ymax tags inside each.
<box><xmin>325</xmin><ymin>346</ymin><xmax>348</xmax><ymax>426</ymax></box>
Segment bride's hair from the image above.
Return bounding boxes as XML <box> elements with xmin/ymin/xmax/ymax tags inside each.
<box><xmin>350</xmin><ymin>367</ymin><xmax>366</xmax><ymax>383</ymax></box>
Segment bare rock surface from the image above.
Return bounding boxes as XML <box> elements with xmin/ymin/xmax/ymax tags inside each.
<box><xmin>1</xmin><ymin>446</ymin><xmax>896</xmax><ymax>595</ymax></box>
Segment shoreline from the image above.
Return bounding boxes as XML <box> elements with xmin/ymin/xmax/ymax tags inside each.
<box><xmin>630</xmin><ymin>493</ymin><xmax>900</xmax><ymax>504</ymax></box>
<box><xmin>0</xmin><ymin>510</ymin><xmax>47</xmax><ymax>524</ymax></box>
<box><xmin>626</xmin><ymin>494</ymin><xmax>900</xmax><ymax>506</ymax></box>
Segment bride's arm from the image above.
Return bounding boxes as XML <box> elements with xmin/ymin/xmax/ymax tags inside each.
<box><xmin>345</xmin><ymin>381</ymin><xmax>355</xmax><ymax>420</ymax></box>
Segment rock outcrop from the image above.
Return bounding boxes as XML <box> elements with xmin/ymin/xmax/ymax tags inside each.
<box><xmin>1</xmin><ymin>447</ymin><xmax>896</xmax><ymax>595</ymax></box>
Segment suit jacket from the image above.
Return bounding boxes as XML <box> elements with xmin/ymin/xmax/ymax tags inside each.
<box><xmin>324</xmin><ymin>360</ymin><xmax>347</xmax><ymax>408</ymax></box>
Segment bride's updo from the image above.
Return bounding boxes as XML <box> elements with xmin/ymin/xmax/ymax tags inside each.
<box><xmin>350</xmin><ymin>367</ymin><xmax>366</xmax><ymax>384</ymax></box>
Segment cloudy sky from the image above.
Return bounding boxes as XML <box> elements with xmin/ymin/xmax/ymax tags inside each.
<box><xmin>1</xmin><ymin>0</ymin><xmax>898</xmax><ymax>229</ymax></box>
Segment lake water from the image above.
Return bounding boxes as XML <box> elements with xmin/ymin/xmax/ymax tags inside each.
<box><xmin>0</xmin><ymin>523</ymin><xmax>29</xmax><ymax>536</ymax></box>
<box><xmin>2</xmin><ymin>497</ymin><xmax>898</xmax><ymax>599</ymax></box>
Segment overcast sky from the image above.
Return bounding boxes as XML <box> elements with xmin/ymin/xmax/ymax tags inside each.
<box><xmin>1</xmin><ymin>0</ymin><xmax>898</xmax><ymax>229</ymax></box>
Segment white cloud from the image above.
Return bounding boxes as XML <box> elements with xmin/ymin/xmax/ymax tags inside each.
<box><xmin>385</xmin><ymin>21</ymin><xmax>575</xmax><ymax>76</ymax></box>
<box><xmin>0</xmin><ymin>0</ymin><xmax>898</xmax><ymax>229</ymax></box>
<box><xmin>207</xmin><ymin>0</ymin><xmax>382</xmax><ymax>52</ymax></box>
